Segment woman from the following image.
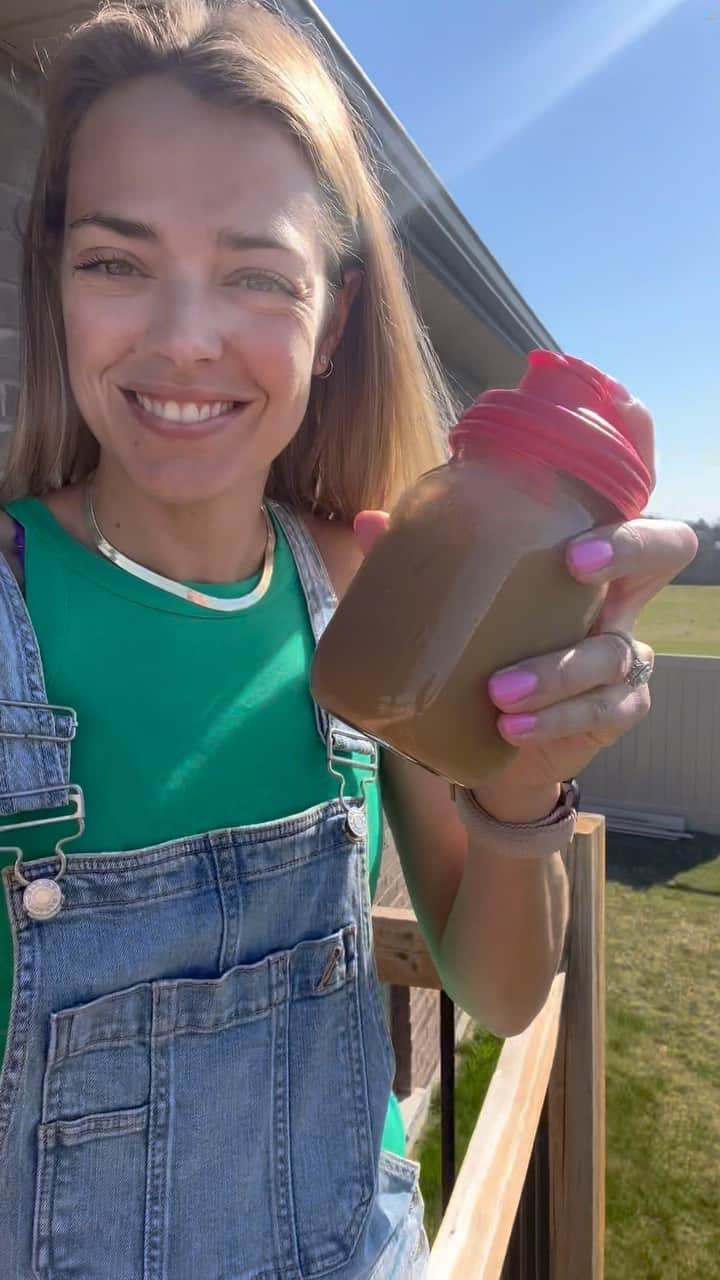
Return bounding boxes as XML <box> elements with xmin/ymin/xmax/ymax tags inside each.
<box><xmin>0</xmin><ymin>1</ymin><xmax>697</xmax><ymax>1276</ymax></box>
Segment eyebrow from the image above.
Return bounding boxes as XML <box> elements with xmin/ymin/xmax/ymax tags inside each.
<box><xmin>67</xmin><ymin>212</ymin><xmax>303</xmax><ymax>256</ymax></box>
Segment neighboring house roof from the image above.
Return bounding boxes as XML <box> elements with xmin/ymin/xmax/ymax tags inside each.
<box><xmin>0</xmin><ymin>0</ymin><xmax>563</xmax><ymax>395</ymax></box>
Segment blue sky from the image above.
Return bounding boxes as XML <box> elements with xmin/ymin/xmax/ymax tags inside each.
<box><xmin>316</xmin><ymin>0</ymin><xmax>718</xmax><ymax>522</ymax></box>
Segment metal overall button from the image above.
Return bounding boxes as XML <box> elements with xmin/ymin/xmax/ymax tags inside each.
<box><xmin>345</xmin><ymin>805</ymin><xmax>368</xmax><ymax>840</ymax></box>
<box><xmin>14</xmin><ymin>843</ymin><xmax>69</xmax><ymax>922</ymax></box>
<box><xmin>0</xmin><ymin>784</ymin><xmax>85</xmax><ymax>922</ymax></box>
<box><xmin>21</xmin><ymin>873</ymin><xmax>65</xmax><ymax>921</ymax></box>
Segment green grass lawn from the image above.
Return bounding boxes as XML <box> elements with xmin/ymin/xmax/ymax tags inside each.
<box><xmin>413</xmin><ymin>832</ymin><xmax>720</xmax><ymax>1277</ymax></box>
<box><xmin>603</xmin><ymin>833</ymin><xmax>719</xmax><ymax>1278</ymax></box>
<box><xmin>637</xmin><ymin>585</ymin><xmax>720</xmax><ymax>656</ymax></box>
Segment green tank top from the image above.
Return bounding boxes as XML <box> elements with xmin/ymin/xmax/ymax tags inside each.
<box><xmin>0</xmin><ymin>497</ymin><xmax>406</xmax><ymax>1157</ymax></box>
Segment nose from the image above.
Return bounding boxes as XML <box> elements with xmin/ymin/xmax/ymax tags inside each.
<box><xmin>140</xmin><ymin>281</ymin><xmax>224</xmax><ymax>367</ymax></box>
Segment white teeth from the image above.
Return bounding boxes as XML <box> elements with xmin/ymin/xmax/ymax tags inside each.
<box><xmin>134</xmin><ymin>393</ymin><xmax>234</xmax><ymax>423</ymax></box>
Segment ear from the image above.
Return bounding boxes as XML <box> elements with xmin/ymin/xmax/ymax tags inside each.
<box><xmin>313</xmin><ymin>267</ymin><xmax>364</xmax><ymax>375</ymax></box>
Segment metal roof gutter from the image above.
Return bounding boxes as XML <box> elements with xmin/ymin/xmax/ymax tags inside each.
<box><xmin>280</xmin><ymin>0</ymin><xmax>562</xmax><ymax>357</ymax></box>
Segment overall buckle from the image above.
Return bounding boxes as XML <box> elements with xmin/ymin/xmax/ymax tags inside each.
<box><xmin>327</xmin><ymin>728</ymin><xmax>379</xmax><ymax>839</ymax></box>
<box><xmin>0</xmin><ymin>698</ymin><xmax>77</xmax><ymax>742</ymax></box>
<box><xmin>0</xmin><ymin>784</ymin><xmax>85</xmax><ymax>920</ymax></box>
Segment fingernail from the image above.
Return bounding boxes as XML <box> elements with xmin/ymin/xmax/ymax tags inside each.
<box><xmin>607</xmin><ymin>377</ymin><xmax>633</xmax><ymax>402</ymax></box>
<box><xmin>500</xmin><ymin>713</ymin><xmax>537</xmax><ymax>737</ymax></box>
<box><xmin>568</xmin><ymin>539</ymin><xmax>614</xmax><ymax>575</ymax></box>
<box><xmin>489</xmin><ymin>670</ymin><xmax>538</xmax><ymax>704</ymax></box>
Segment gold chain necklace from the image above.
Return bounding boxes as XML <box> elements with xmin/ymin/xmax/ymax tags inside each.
<box><xmin>85</xmin><ymin>477</ymin><xmax>276</xmax><ymax>612</ymax></box>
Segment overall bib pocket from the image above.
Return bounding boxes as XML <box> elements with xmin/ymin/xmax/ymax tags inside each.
<box><xmin>31</xmin><ymin>922</ymin><xmax>376</xmax><ymax>1280</ymax></box>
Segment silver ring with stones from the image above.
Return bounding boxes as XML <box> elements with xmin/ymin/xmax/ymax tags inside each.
<box><xmin>604</xmin><ymin>629</ymin><xmax>654</xmax><ymax>689</ymax></box>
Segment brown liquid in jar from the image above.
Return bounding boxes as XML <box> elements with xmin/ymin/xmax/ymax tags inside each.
<box><xmin>310</xmin><ymin>450</ymin><xmax>621</xmax><ymax>788</ymax></box>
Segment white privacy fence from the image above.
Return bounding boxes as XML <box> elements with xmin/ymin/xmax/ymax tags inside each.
<box><xmin>580</xmin><ymin>655</ymin><xmax>720</xmax><ymax>836</ymax></box>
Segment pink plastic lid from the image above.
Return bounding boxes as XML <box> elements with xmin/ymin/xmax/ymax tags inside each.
<box><xmin>449</xmin><ymin>350</ymin><xmax>654</xmax><ymax>520</ymax></box>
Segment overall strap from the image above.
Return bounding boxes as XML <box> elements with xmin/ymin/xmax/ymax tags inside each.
<box><xmin>267</xmin><ymin>502</ymin><xmax>378</xmax><ymax>818</ymax></box>
<box><xmin>0</xmin><ymin>551</ymin><xmax>76</xmax><ymax>816</ymax></box>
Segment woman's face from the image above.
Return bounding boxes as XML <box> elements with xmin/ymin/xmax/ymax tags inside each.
<box><xmin>60</xmin><ymin>75</ymin><xmax>357</xmax><ymax>505</ymax></box>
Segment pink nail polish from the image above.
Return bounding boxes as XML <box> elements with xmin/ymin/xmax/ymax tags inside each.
<box><xmin>489</xmin><ymin>670</ymin><xmax>538</xmax><ymax>704</ymax></box>
<box><xmin>500</xmin><ymin>713</ymin><xmax>537</xmax><ymax>737</ymax></box>
<box><xmin>568</xmin><ymin>539</ymin><xmax>614</xmax><ymax>575</ymax></box>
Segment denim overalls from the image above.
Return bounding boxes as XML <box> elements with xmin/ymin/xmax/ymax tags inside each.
<box><xmin>0</xmin><ymin>500</ymin><xmax>430</xmax><ymax>1279</ymax></box>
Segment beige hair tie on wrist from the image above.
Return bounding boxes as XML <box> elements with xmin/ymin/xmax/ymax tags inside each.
<box><xmin>453</xmin><ymin>783</ymin><xmax>578</xmax><ymax>859</ymax></box>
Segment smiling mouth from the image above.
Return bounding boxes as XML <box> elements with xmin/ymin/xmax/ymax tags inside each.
<box><xmin>125</xmin><ymin>390</ymin><xmax>246</xmax><ymax>424</ymax></box>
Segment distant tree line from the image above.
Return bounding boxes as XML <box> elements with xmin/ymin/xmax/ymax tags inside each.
<box><xmin>667</xmin><ymin>518</ymin><xmax>720</xmax><ymax>585</ymax></box>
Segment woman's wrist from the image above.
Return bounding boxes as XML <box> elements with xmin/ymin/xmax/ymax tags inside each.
<box><xmin>468</xmin><ymin>782</ymin><xmax>563</xmax><ymax>825</ymax></box>
<box><xmin>455</xmin><ymin>782</ymin><xmax>576</xmax><ymax>860</ymax></box>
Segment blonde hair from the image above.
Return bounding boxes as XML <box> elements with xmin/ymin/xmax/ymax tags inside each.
<box><xmin>3</xmin><ymin>0</ymin><xmax>459</xmax><ymax>520</ymax></box>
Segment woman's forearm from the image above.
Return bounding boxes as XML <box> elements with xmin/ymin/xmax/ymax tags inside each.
<box><xmin>437</xmin><ymin>830</ymin><xmax>569</xmax><ymax>1038</ymax></box>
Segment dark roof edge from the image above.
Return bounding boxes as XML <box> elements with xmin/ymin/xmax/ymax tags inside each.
<box><xmin>280</xmin><ymin>0</ymin><xmax>562</xmax><ymax>355</ymax></box>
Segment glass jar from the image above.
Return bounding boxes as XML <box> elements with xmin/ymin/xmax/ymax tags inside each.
<box><xmin>310</xmin><ymin>351</ymin><xmax>653</xmax><ymax>788</ymax></box>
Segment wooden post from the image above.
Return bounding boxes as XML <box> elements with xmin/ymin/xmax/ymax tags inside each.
<box><xmin>427</xmin><ymin>975</ymin><xmax>565</xmax><ymax>1279</ymax></box>
<box><xmin>372</xmin><ymin>904</ymin><xmax>444</xmax><ymax>990</ymax></box>
<box><xmin>371</xmin><ymin>813</ymin><xmax>607</xmax><ymax>1278</ymax></box>
<box><xmin>547</xmin><ymin>815</ymin><xmax>606</xmax><ymax>1280</ymax></box>
<box><xmin>500</xmin><ymin>1096</ymin><xmax>550</xmax><ymax>1279</ymax></box>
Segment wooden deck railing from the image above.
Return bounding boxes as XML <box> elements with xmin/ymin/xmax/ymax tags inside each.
<box><xmin>371</xmin><ymin>813</ymin><xmax>606</xmax><ymax>1279</ymax></box>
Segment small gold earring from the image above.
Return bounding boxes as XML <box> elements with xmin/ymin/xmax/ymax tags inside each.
<box><xmin>318</xmin><ymin>355</ymin><xmax>334</xmax><ymax>380</ymax></box>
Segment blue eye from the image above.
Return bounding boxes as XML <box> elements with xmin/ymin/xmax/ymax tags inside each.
<box><xmin>76</xmin><ymin>256</ymin><xmax>140</xmax><ymax>276</ymax></box>
<box><xmin>231</xmin><ymin>272</ymin><xmax>292</xmax><ymax>294</ymax></box>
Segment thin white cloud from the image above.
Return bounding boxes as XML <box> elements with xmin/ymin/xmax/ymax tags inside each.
<box><xmin>417</xmin><ymin>0</ymin><xmax>689</xmax><ymax>179</ymax></box>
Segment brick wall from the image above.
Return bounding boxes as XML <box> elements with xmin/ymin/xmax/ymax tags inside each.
<box><xmin>0</xmin><ymin>49</ymin><xmax>42</xmax><ymax>445</ymax></box>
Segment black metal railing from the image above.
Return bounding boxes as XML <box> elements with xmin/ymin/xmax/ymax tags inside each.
<box><xmin>440</xmin><ymin>989</ymin><xmax>457</xmax><ymax>1213</ymax></box>
<box><xmin>439</xmin><ymin>991</ymin><xmax>551</xmax><ymax>1278</ymax></box>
